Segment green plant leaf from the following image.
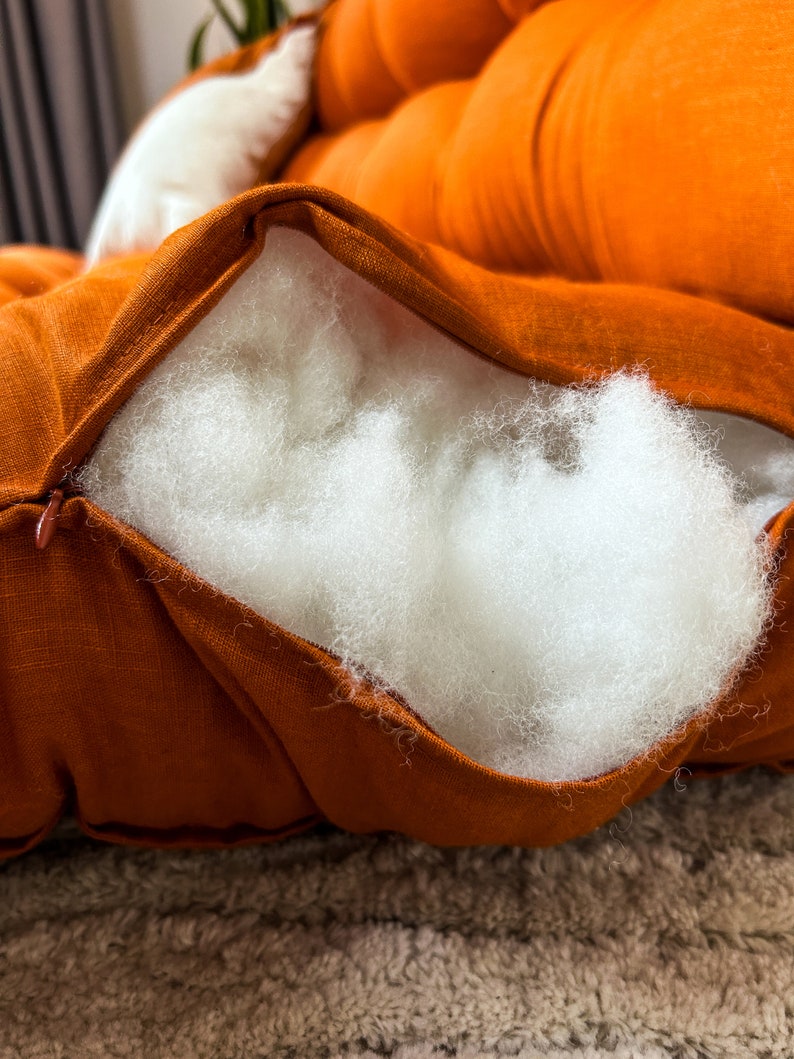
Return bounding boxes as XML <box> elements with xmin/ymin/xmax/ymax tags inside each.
<box><xmin>187</xmin><ymin>15</ymin><xmax>214</xmax><ymax>71</ymax></box>
<box><xmin>210</xmin><ymin>0</ymin><xmax>244</xmax><ymax>41</ymax></box>
<box><xmin>246</xmin><ymin>0</ymin><xmax>267</xmax><ymax>39</ymax></box>
<box><xmin>189</xmin><ymin>0</ymin><xmax>288</xmax><ymax>72</ymax></box>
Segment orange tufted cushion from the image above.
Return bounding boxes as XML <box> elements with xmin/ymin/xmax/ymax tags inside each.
<box><xmin>284</xmin><ymin>0</ymin><xmax>794</xmax><ymax>325</ymax></box>
<box><xmin>312</xmin><ymin>0</ymin><xmax>546</xmax><ymax>132</ymax></box>
<box><xmin>0</xmin><ymin>246</ymin><xmax>84</xmax><ymax>307</ymax></box>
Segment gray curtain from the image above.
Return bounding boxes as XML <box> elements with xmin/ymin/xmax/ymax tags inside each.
<box><xmin>0</xmin><ymin>0</ymin><xmax>123</xmax><ymax>248</ymax></box>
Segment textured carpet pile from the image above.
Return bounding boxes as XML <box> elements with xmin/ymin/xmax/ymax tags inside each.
<box><xmin>0</xmin><ymin>769</ymin><xmax>792</xmax><ymax>1058</ymax></box>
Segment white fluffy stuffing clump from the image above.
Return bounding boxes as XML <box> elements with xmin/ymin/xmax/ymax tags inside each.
<box><xmin>81</xmin><ymin>228</ymin><xmax>778</xmax><ymax>782</ymax></box>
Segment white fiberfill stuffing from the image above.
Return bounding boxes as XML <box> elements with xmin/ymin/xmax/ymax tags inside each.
<box><xmin>81</xmin><ymin>227</ymin><xmax>779</xmax><ymax>782</ymax></box>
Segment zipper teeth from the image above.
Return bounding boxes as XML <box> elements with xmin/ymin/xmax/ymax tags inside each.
<box><xmin>31</xmin><ymin>471</ymin><xmax>84</xmax><ymax>503</ymax></box>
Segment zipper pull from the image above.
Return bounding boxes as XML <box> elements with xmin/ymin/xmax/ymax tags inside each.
<box><xmin>34</xmin><ymin>473</ymin><xmax>83</xmax><ymax>550</ymax></box>
<box><xmin>35</xmin><ymin>488</ymin><xmax>65</xmax><ymax>550</ymax></box>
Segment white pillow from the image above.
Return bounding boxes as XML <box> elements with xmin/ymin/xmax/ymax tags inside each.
<box><xmin>85</xmin><ymin>24</ymin><xmax>316</xmax><ymax>266</ymax></box>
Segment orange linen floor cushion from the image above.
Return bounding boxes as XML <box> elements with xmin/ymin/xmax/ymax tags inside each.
<box><xmin>0</xmin><ymin>187</ymin><xmax>793</xmax><ymax>859</ymax></box>
<box><xmin>1</xmin><ymin>0</ymin><xmax>792</xmax><ymax>856</ymax></box>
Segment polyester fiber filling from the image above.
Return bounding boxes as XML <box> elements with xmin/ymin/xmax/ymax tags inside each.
<box><xmin>81</xmin><ymin>228</ymin><xmax>774</xmax><ymax>782</ymax></box>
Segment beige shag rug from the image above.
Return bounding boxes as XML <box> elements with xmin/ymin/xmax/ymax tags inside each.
<box><xmin>0</xmin><ymin>769</ymin><xmax>792</xmax><ymax>1058</ymax></box>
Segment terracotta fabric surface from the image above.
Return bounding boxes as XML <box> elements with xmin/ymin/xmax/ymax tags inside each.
<box><xmin>0</xmin><ymin>245</ymin><xmax>83</xmax><ymax>306</ymax></box>
<box><xmin>1</xmin><ymin>186</ymin><xmax>793</xmax><ymax>861</ymax></box>
<box><xmin>311</xmin><ymin>0</ymin><xmax>548</xmax><ymax>131</ymax></box>
<box><xmin>285</xmin><ymin>0</ymin><xmax>794</xmax><ymax>325</ymax></box>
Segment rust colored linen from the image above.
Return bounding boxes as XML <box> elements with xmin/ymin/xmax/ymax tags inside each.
<box><xmin>0</xmin><ymin>186</ymin><xmax>792</xmax><ymax>859</ymax></box>
<box><xmin>311</xmin><ymin>0</ymin><xmax>548</xmax><ymax>132</ymax></box>
<box><xmin>285</xmin><ymin>0</ymin><xmax>794</xmax><ymax>325</ymax></box>
<box><xmin>0</xmin><ymin>246</ymin><xmax>83</xmax><ymax>307</ymax></box>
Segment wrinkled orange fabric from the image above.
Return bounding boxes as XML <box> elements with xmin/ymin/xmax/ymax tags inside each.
<box><xmin>1</xmin><ymin>186</ymin><xmax>793</xmax><ymax>861</ymax></box>
<box><xmin>285</xmin><ymin>0</ymin><xmax>794</xmax><ymax>325</ymax></box>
